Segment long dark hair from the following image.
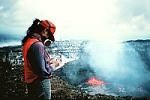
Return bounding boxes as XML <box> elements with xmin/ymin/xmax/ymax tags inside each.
<box><xmin>22</xmin><ymin>19</ymin><xmax>45</xmax><ymax>45</ymax></box>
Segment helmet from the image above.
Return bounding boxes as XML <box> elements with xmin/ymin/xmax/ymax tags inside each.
<box><xmin>40</xmin><ymin>20</ymin><xmax>56</xmax><ymax>41</ymax></box>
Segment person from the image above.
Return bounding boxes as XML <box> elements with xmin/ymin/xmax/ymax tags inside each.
<box><xmin>22</xmin><ymin>18</ymin><xmax>60</xmax><ymax>100</ymax></box>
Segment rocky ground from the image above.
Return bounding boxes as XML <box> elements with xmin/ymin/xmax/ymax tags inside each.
<box><xmin>0</xmin><ymin>63</ymin><xmax>149</xmax><ymax>100</ymax></box>
<box><xmin>51</xmin><ymin>76</ymin><xmax>148</xmax><ymax>100</ymax></box>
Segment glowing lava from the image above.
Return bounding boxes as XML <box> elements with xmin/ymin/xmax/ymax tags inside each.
<box><xmin>85</xmin><ymin>77</ymin><xmax>106</xmax><ymax>86</ymax></box>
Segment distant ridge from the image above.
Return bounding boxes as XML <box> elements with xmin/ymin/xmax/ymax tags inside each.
<box><xmin>126</xmin><ymin>39</ymin><xmax>150</xmax><ymax>42</ymax></box>
<box><xmin>0</xmin><ymin>39</ymin><xmax>150</xmax><ymax>49</ymax></box>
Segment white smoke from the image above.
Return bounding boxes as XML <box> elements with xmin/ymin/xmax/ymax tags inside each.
<box><xmin>84</xmin><ymin>41</ymin><xmax>150</xmax><ymax>97</ymax></box>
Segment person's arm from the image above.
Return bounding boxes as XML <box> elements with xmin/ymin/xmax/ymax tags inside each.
<box><xmin>27</xmin><ymin>42</ymin><xmax>56</xmax><ymax>78</ymax></box>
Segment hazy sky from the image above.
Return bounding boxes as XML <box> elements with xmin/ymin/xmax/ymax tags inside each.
<box><xmin>0</xmin><ymin>0</ymin><xmax>150</xmax><ymax>41</ymax></box>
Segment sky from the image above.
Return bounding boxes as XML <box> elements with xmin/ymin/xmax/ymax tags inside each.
<box><xmin>0</xmin><ymin>0</ymin><xmax>150</xmax><ymax>41</ymax></box>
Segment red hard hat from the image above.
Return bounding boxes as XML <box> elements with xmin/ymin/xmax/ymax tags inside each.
<box><xmin>40</xmin><ymin>20</ymin><xmax>56</xmax><ymax>41</ymax></box>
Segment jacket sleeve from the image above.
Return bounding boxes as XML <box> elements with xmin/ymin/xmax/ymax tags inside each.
<box><xmin>27</xmin><ymin>42</ymin><xmax>55</xmax><ymax>78</ymax></box>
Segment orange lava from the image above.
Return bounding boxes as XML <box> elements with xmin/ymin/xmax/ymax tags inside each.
<box><xmin>85</xmin><ymin>77</ymin><xmax>106</xmax><ymax>86</ymax></box>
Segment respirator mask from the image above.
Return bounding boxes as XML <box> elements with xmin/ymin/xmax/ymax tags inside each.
<box><xmin>40</xmin><ymin>20</ymin><xmax>55</xmax><ymax>46</ymax></box>
<box><xmin>44</xmin><ymin>39</ymin><xmax>51</xmax><ymax>46</ymax></box>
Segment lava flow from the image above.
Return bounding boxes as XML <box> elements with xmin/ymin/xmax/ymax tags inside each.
<box><xmin>85</xmin><ymin>77</ymin><xmax>106</xmax><ymax>86</ymax></box>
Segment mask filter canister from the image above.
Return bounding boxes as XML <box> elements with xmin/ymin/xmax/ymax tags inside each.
<box><xmin>44</xmin><ymin>39</ymin><xmax>51</xmax><ymax>46</ymax></box>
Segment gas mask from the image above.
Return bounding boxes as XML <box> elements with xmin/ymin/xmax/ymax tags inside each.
<box><xmin>44</xmin><ymin>39</ymin><xmax>51</xmax><ymax>46</ymax></box>
<box><xmin>41</xmin><ymin>35</ymin><xmax>52</xmax><ymax>46</ymax></box>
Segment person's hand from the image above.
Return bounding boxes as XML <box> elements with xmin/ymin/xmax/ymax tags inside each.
<box><xmin>51</xmin><ymin>60</ymin><xmax>60</xmax><ymax>68</ymax></box>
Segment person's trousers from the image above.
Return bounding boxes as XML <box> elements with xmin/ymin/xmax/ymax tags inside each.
<box><xmin>27</xmin><ymin>79</ymin><xmax>51</xmax><ymax>100</ymax></box>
